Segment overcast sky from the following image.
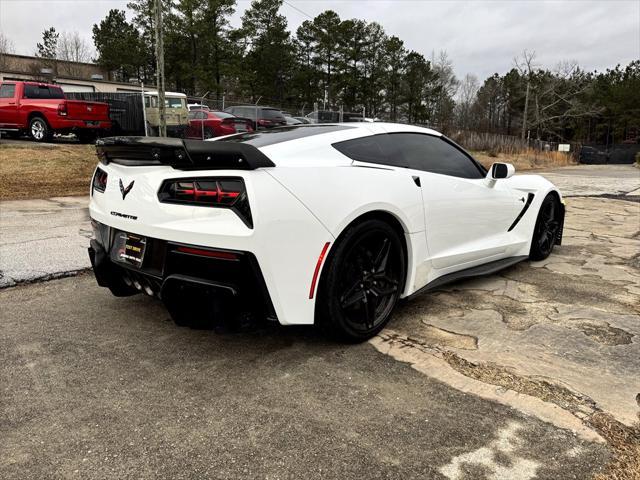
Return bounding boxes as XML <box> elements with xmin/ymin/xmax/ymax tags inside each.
<box><xmin>1</xmin><ymin>0</ymin><xmax>638</xmax><ymax>80</ymax></box>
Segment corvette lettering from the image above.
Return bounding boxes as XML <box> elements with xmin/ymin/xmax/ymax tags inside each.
<box><xmin>110</xmin><ymin>211</ymin><xmax>137</xmax><ymax>220</ymax></box>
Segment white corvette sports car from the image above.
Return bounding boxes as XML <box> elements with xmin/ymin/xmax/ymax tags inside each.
<box><xmin>88</xmin><ymin>123</ymin><xmax>564</xmax><ymax>341</ymax></box>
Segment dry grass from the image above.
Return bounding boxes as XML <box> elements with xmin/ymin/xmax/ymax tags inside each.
<box><xmin>0</xmin><ymin>143</ymin><xmax>96</xmax><ymax>200</ymax></box>
<box><xmin>473</xmin><ymin>148</ymin><xmax>576</xmax><ymax>172</ymax></box>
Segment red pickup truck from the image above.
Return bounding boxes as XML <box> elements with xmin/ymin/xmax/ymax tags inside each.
<box><xmin>0</xmin><ymin>81</ymin><xmax>111</xmax><ymax>142</ymax></box>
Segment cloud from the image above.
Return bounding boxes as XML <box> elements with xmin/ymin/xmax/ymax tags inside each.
<box><xmin>1</xmin><ymin>0</ymin><xmax>638</xmax><ymax>80</ymax></box>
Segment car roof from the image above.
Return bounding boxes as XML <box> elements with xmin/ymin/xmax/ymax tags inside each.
<box><xmin>144</xmin><ymin>91</ymin><xmax>186</xmax><ymax>98</ymax></box>
<box><xmin>229</xmin><ymin>105</ymin><xmax>280</xmax><ymax>110</ymax></box>
<box><xmin>211</xmin><ymin>122</ymin><xmax>442</xmax><ymax>167</ymax></box>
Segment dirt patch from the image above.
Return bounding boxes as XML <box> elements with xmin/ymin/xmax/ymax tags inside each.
<box><xmin>590</xmin><ymin>413</ymin><xmax>640</xmax><ymax>480</ymax></box>
<box><xmin>417</xmin><ymin>323</ymin><xmax>478</xmax><ymax>350</ymax></box>
<box><xmin>573</xmin><ymin>320</ymin><xmax>634</xmax><ymax>346</ymax></box>
<box><xmin>0</xmin><ymin>144</ymin><xmax>96</xmax><ymax>200</ymax></box>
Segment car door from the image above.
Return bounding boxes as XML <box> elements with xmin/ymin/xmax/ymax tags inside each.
<box><xmin>380</xmin><ymin>133</ymin><xmax>524</xmax><ymax>270</ymax></box>
<box><xmin>0</xmin><ymin>83</ymin><xmax>18</xmax><ymax>128</ymax></box>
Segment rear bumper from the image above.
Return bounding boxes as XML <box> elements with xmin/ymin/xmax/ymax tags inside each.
<box><xmin>50</xmin><ymin>118</ymin><xmax>112</xmax><ymax>131</ymax></box>
<box><xmin>88</xmin><ymin>220</ymin><xmax>277</xmax><ymax>320</ymax></box>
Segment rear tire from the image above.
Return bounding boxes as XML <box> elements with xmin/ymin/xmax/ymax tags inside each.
<box><xmin>29</xmin><ymin>116</ymin><xmax>51</xmax><ymax>142</ymax></box>
<box><xmin>203</xmin><ymin>127</ymin><xmax>214</xmax><ymax>139</ymax></box>
<box><xmin>530</xmin><ymin>194</ymin><xmax>561</xmax><ymax>260</ymax></box>
<box><xmin>316</xmin><ymin>219</ymin><xmax>405</xmax><ymax>342</ymax></box>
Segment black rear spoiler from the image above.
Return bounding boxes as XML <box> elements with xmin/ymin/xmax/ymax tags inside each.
<box><xmin>95</xmin><ymin>136</ymin><xmax>275</xmax><ymax>170</ymax></box>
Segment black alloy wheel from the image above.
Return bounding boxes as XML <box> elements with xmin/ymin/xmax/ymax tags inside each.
<box><xmin>530</xmin><ymin>194</ymin><xmax>561</xmax><ymax>260</ymax></box>
<box><xmin>317</xmin><ymin>219</ymin><xmax>405</xmax><ymax>342</ymax></box>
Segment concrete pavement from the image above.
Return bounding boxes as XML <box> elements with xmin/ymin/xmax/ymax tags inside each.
<box><xmin>0</xmin><ymin>276</ymin><xmax>609</xmax><ymax>479</ymax></box>
<box><xmin>0</xmin><ymin>196</ymin><xmax>90</xmax><ymax>287</ymax></box>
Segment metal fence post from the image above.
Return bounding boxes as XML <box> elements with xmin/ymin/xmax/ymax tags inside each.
<box><xmin>141</xmin><ymin>83</ymin><xmax>148</xmax><ymax>137</ymax></box>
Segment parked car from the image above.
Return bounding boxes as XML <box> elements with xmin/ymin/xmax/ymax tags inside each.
<box><xmin>144</xmin><ymin>91</ymin><xmax>189</xmax><ymax>138</ymax></box>
<box><xmin>188</xmin><ymin>103</ymin><xmax>210</xmax><ymax>111</ymax></box>
<box><xmin>284</xmin><ymin>115</ymin><xmax>302</xmax><ymax>125</ymax></box>
<box><xmin>224</xmin><ymin>105</ymin><xmax>286</xmax><ymax>129</ymax></box>
<box><xmin>293</xmin><ymin>116</ymin><xmax>312</xmax><ymax>124</ymax></box>
<box><xmin>88</xmin><ymin>123</ymin><xmax>565</xmax><ymax>341</ymax></box>
<box><xmin>0</xmin><ymin>81</ymin><xmax>111</xmax><ymax>142</ymax></box>
<box><xmin>185</xmin><ymin>110</ymin><xmax>253</xmax><ymax>139</ymax></box>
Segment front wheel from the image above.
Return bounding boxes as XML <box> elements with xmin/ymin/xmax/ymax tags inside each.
<box><xmin>316</xmin><ymin>219</ymin><xmax>406</xmax><ymax>342</ymax></box>
<box><xmin>29</xmin><ymin>117</ymin><xmax>51</xmax><ymax>142</ymax></box>
<box><xmin>530</xmin><ymin>194</ymin><xmax>561</xmax><ymax>260</ymax></box>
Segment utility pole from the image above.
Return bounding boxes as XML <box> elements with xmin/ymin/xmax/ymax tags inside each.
<box><xmin>154</xmin><ymin>0</ymin><xmax>166</xmax><ymax>137</ymax></box>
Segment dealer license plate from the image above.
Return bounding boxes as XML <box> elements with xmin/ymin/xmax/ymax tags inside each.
<box><xmin>111</xmin><ymin>231</ymin><xmax>147</xmax><ymax>268</ymax></box>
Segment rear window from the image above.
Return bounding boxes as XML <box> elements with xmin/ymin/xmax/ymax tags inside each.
<box><xmin>0</xmin><ymin>84</ymin><xmax>15</xmax><ymax>98</ymax></box>
<box><xmin>262</xmin><ymin>109</ymin><xmax>284</xmax><ymax>120</ymax></box>
<box><xmin>23</xmin><ymin>84</ymin><xmax>65</xmax><ymax>99</ymax></box>
<box><xmin>166</xmin><ymin>98</ymin><xmax>185</xmax><ymax>108</ymax></box>
<box><xmin>218</xmin><ymin>125</ymin><xmax>353</xmax><ymax>148</ymax></box>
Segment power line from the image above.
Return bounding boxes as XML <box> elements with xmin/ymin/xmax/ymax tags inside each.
<box><xmin>282</xmin><ymin>0</ymin><xmax>314</xmax><ymax>20</ymax></box>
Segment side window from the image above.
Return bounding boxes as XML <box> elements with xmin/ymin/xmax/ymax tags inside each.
<box><xmin>48</xmin><ymin>87</ymin><xmax>65</xmax><ymax>99</ymax></box>
<box><xmin>24</xmin><ymin>84</ymin><xmax>47</xmax><ymax>98</ymax></box>
<box><xmin>333</xmin><ymin>133</ymin><xmax>485</xmax><ymax>179</ymax></box>
<box><xmin>0</xmin><ymin>84</ymin><xmax>15</xmax><ymax>98</ymax></box>
<box><xmin>387</xmin><ymin>133</ymin><xmax>485</xmax><ymax>179</ymax></box>
<box><xmin>332</xmin><ymin>135</ymin><xmax>388</xmax><ymax>164</ymax></box>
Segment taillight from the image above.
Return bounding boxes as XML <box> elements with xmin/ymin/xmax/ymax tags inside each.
<box><xmin>92</xmin><ymin>167</ymin><xmax>108</xmax><ymax>194</ymax></box>
<box><xmin>158</xmin><ymin>177</ymin><xmax>253</xmax><ymax>228</ymax></box>
<box><xmin>58</xmin><ymin>102</ymin><xmax>67</xmax><ymax>116</ymax></box>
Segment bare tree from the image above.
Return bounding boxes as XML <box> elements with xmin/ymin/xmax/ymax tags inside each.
<box><xmin>514</xmin><ymin>49</ymin><xmax>537</xmax><ymax>140</ymax></box>
<box><xmin>0</xmin><ymin>32</ymin><xmax>15</xmax><ymax>69</ymax></box>
<box><xmin>431</xmin><ymin>50</ymin><xmax>459</xmax><ymax>130</ymax></box>
<box><xmin>57</xmin><ymin>31</ymin><xmax>94</xmax><ymax>77</ymax></box>
<box><xmin>58</xmin><ymin>31</ymin><xmax>93</xmax><ymax>63</ymax></box>
<box><xmin>528</xmin><ymin>61</ymin><xmax>601</xmax><ymax>141</ymax></box>
<box><xmin>456</xmin><ymin>73</ymin><xmax>479</xmax><ymax>130</ymax></box>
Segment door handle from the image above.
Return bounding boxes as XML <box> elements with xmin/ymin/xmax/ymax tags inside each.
<box><xmin>8</xmin><ymin>102</ymin><xmax>16</xmax><ymax>105</ymax></box>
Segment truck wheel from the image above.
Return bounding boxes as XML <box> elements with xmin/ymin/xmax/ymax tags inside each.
<box><xmin>29</xmin><ymin>117</ymin><xmax>51</xmax><ymax>142</ymax></box>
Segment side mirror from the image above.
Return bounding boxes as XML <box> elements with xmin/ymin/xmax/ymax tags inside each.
<box><xmin>488</xmin><ymin>162</ymin><xmax>515</xmax><ymax>180</ymax></box>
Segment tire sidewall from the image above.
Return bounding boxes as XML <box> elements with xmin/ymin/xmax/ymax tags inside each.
<box><xmin>29</xmin><ymin>117</ymin><xmax>50</xmax><ymax>142</ymax></box>
<box><xmin>317</xmin><ymin>219</ymin><xmax>406</xmax><ymax>342</ymax></box>
<box><xmin>529</xmin><ymin>194</ymin><xmax>559</xmax><ymax>261</ymax></box>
